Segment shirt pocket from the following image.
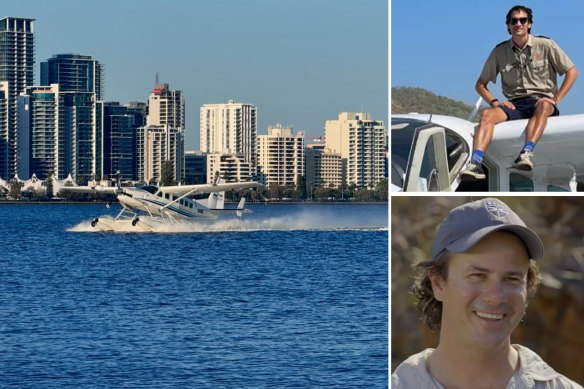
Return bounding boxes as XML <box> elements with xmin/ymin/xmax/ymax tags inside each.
<box><xmin>500</xmin><ymin>63</ymin><xmax>521</xmax><ymax>89</ymax></box>
<box><xmin>529</xmin><ymin>59</ymin><xmax>549</xmax><ymax>79</ymax></box>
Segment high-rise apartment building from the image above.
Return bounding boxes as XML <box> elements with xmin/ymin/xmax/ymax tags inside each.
<box><xmin>0</xmin><ymin>17</ymin><xmax>35</xmax><ymax>179</ymax></box>
<box><xmin>137</xmin><ymin>124</ymin><xmax>184</xmax><ymax>184</ymax></box>
<box><xmin>147</xmin><ymin>83</ymin><xmax>184</xmax><ymax>129</ymax></box>
<box><xmin>38</xmin><ymin>53</ymin><xmax>104</xmax><ymax>183</ymax></box>
<box><xmin>41</xmin><ymin>54</ymin><xmax>104</xmax><ymax>100</ymax></box>
<box><xmin>97</xmin><ymin>101</ymin><xmax>147</xmax><ymax>181</ymax></box>
<box><xmin>17</xmin><ymin>84</ymin><xmax>97</xmax><ymax>182</ymax></box>
<box><xmin>0</xmin><ymin>81</ymin><xmax>8</xmax><ymax>177</ymax></box>
<box><xmin>200</xmin><ymin>100</ymin><xmax>257</xmax><ymax>175</ymax></box>
<box><xmin>206</xmin><ymin>153</ymin><xmax>252</xmax><ymax>183</ymax></box>
<box><xmin>258</xmin><ymin>125</ymin><xmax>304</xmax><ymax>187</ymax></box>
<box><xmin>140</xmin><ymin>83</ymin><xmax>185</xmax><ymax>183</ymax></box>
<box><xmin>17</xmin><ymin>84</ymin><xmax>59</xmax><ymax>180</ymax></box>
<box><xmin>184</xmin><ymin>150</ymin><xmax>206</xmax><ymax>185</ymax></box>
<box><xmin>305</xmin><ymin>144</ymin><xmax>343</xmax><ymax>192</ymax></box>
<box><xmin>325</xmin><ymin>112</ymin><xmax>387</xmax><ymax>188</ymax></box>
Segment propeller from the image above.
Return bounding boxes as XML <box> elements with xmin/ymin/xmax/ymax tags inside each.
<box><xmin>112</xmin><ymin>170</ymin><xmax>132</xmax><ymax>197</ymax></box>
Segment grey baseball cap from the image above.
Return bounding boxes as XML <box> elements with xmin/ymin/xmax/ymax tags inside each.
<box><xmin>431</xmin><ymin>198</ymin><xmax>544</xmax><ymax>261</ymax></box>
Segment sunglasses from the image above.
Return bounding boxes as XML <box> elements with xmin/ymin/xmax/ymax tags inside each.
<box><xmin>509</xmin><ymin>17</ymin><xmax>529</xmax><ymax>25</ymax></box>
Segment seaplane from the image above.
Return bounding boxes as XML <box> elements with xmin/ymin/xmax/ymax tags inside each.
<box><xmin>61</xmin><ymin>176</ymin><xmax>261</xmax><ymax>232</ymax></box>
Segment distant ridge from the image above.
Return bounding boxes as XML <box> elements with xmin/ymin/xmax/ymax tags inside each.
<box><xmin>391</xmin><ymin>87</ymin><xmax>476</xmax><ymax>119</ymax></box>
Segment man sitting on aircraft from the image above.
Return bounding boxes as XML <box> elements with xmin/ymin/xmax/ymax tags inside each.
<box><xmin>460</xmin><ymin>5</ymin><xmax>578</xmax><ymax>181</ymax></box>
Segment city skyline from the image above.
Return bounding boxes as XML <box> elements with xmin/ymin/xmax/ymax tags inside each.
<box><xmin>3</xmin><ymin>0</ymin><xmax>388</xmax><ymax>150</ymax></box>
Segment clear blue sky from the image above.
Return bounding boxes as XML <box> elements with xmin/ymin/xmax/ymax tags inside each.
<box><xmin>391</xmin><ymin>0</ymin><xmax>584</xmax><ymax>116</ymax></box>
<box><xmin>4</xmin><ymin>0</ymin><xmax>388</xmax><ymax>150</ymax></box>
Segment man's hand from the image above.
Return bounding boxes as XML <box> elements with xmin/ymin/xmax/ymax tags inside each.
<box><xmin>501</xmin><ymin>100</ymin><xmax>517</xmax><ymax>110</ymax></box>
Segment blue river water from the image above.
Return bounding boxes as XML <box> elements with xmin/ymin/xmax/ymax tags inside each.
<box><xmin>0</xmin><ymin>203</ymin><xmax>388</xmax><ymax>388</ymax></box>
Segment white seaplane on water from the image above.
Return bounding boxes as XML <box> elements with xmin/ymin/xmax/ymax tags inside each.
<box><xmin>62</xmin><ymin>176</ymin><xmax>261</xmax><ymax>232</ymax></box>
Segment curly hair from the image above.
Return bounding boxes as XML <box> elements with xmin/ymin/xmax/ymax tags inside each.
<box><xmin>412</xmin><ymin>250</ymin><xmax>542</xmax><ymax>332</ymax></box>
<box><xmin>506</xmin><ymin>5</ymin><xmax>533</xmax><ymax>34</ymax></box>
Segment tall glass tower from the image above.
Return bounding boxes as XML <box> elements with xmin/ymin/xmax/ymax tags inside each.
<box><xmin>0</xmin><ymin>17</ymin><xmax>35</xmax><ymax>180</ymax></box>
<box><xmin>38</xmin><ymin>53</ymin><xmax>104</xmax><ymax>183</ymax></box>
<box><xmin>41</xmin><ymin>54</ymin><xmax>103</xmax><ymax>99</ymax></box>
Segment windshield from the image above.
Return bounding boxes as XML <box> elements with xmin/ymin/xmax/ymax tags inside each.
<box><xmin>138</xmin><ymin>185</ymin><xmax>159</xmax><ymax>194</ymax></box>
<box><xmin>391</xmin><ymin>118</ymin><xmax>427</xmax><ymax>188</ymax></box>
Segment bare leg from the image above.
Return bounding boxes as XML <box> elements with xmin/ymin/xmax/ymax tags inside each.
<box><xmin>473</xmin><ymin>107</ymin><xmax>509</xmax><ymax>151</ymax></box>
<box><xmin>524</xmin><ymin>101</ymin><xmax>555</xmax><ymax>144</ymax></box>
<box><xmin>461</xmin><ymin>107</ymin><xmax>508</xmax><ymax>181</ymax></box>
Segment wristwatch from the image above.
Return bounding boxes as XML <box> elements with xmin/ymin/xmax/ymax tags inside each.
<box><xmin>490</xmin><ymin>99</ymin><xmax>499</xmax><ymax>107</ymax></box>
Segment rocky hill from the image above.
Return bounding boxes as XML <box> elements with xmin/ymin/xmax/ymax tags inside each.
<box><xmin>391</xmin><ymin>86</ymin><xmax>477</xmax><ymax>119</ymax></box>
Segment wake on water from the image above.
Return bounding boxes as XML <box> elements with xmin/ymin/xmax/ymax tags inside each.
<box><xmin>68</xmin><ymin>209</ymin><xmax>388</xmax><ymax>233</ymax></box>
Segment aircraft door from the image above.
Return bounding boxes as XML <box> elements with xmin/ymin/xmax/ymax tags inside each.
<box><xmin>403</xmin><ymin>125</ymin><xmax>450</xmax><ymax>191</ymax></box>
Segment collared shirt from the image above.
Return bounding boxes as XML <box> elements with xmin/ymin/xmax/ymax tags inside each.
<box><xmin>391</xmin><ymin>345</ymin><xmax>583</xmax><ymax>389</ymax></box>
<box><xmin>479</xmin><ymin>35</ymin><xmax>575</xmax><ymax>100</ymax></box>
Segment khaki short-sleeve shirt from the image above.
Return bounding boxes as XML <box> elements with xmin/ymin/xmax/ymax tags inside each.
<box><xmin>391</xmin><ymin>345</ymin><xmax>583</xmax><ymax>389</ymax></box>
<box><xmin>479</xmin><ymin>35</ymin><xmax>575</xmax><ymax>100</ymax></box>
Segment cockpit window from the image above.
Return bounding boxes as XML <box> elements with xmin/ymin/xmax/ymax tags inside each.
<box><xmin>391</xmin><ymin>118</ymin><xmax>425</xmax><ymax>188</ymax></box>
<box><xmin>138</xmin><ymin>185</ymin><xmax>159</xmax><ymax>194</ymax></box>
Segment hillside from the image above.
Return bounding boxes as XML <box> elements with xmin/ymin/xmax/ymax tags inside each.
<box><xmin>391</xmin><ymin>86</ymin><xmax>477</xmax><ymax>119</ymax></box>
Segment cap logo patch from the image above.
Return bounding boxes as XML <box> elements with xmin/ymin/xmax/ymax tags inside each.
<box><xmin>485</xmin><ymin>200</ymin><xmax>509</xmax><ymax>219</ymax></box>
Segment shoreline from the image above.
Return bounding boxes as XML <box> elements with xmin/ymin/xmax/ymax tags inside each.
<box><xmin>0</xmin><ymin>200</ymin><xmax>387</xmax><ymax>206</ymax></box>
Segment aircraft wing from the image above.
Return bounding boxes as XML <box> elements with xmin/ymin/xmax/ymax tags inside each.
<box><xmin>162</xmin><ymin>181</ymin><xmax>261</xmax><ymax>196</ymax></box>
<box><xmin>58</xmin><ymin>185</ymin><xmax>119</xmax><ymax>194</ymax></box>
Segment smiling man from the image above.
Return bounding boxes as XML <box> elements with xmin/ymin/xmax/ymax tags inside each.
<box><xmin>391</xmin><ymin>198</ymin><xmax>583</xmax><ymax>389</ymax></box>
<box><xmin>460</xmin><ymin>5</ymin><xmax>578</xmax><ymax>181</ymax></box>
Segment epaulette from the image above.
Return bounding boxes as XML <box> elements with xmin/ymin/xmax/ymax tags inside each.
<box><xmin>536</xmin><ymin>35</ymin><xmax>551</xmax><ymax>40</ymax></box>
<box><xmin>495</xmin><ymin>40</ymin><xmax>508</xmax><ymax>48</ymax></box>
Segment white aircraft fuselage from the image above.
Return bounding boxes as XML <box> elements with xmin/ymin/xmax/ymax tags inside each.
<box><xmin>117</xmin><ymin>185</ymin><xmax>220</xmax><ymax>221</ymax></box>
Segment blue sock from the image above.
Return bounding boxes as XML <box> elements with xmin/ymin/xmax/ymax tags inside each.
<box><xmin>471</xmin><ymin>149</ymin><xmax>484</xmax><ymax>164</ymax></box>
<box><xmin>523</xmin><ymin>141</ymin><xmax>535</xmax><ymax>153</ymax></box>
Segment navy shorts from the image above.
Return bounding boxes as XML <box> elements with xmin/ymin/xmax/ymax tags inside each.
<box><xmin>498</xmin><ymin>96</ymin><xmax>560</xmax><ymax>121</ymax></box>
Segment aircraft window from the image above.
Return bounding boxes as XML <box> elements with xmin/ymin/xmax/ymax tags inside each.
<box><xmin>157</xmin><ymin>192</ymin><xmax>163</xmax><ymax>197</ymax></box>
<box><xmin>444</xmin><ymin>129</ymin><xmax>469</xmax><ymax>171</ymax></box>
<box><xmin>165</xmin><ymin>193</ymin><xmax>170</xmax><ymax>199</ymax></box>
<box><xmin>509</xmin><ymin>173</ymin><xmax>534</xmax><ymax>192</ymax></box>
<box><xmin>547</xmin><ymin>185</ymin><xmax>570</xmax><ymax>192</ymax></box>
<box><xmin>391</xmin><ymin>118</ymin><xmax>419</xmax><ymax>188</ymax></box>
<box><xmin>419</xmin><ymin>136</ymin><xmax>438</xmax><ymax>191</ymax></box>
<box><xmin>189</xmin><ymin>203</ymin><xmax>193</xmax><ymax>208</ymax></box>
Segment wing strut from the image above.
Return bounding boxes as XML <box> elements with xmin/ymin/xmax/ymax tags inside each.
<box><xmin>158</xmin><ymin>188</ymin><xmax>198</xmax><ymax>212</ymax></box>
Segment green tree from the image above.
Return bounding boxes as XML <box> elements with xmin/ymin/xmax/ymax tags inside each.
<box><xmin>8</xmin><ymin>178</ymin><xmax>23</xmax><ymax>200</ymax></box>
<box><xmin>354</xmin><ymin>188</ymin><xmax>374</xmax><ymax>202</ymax></box>
<box><xmin>268</xmin><ymin>182</ymin><xmax>282</xmax><ymax>200</ymax></box>
<box><xmin>375</xmin><ymin>179</ymin><xmax>388</xmax><ymax>201</ymax></box>
<box><xmin>297</xmin><ymin>175</ymin><xmax>307</xmax><ymax>199</ymax></box>
<box><xmin>314</xmin><ymin>186</ymin><xmax>330</xmax><ymax>200</ymax></box>
<box><xmin>44</xmin><ymin>172</ymin><xmax>54</xmax><ymax>198</ymax></box>
<box><xmin>161</xmin><ymin>160</ymin><xmax>176</xmax><ymax>186</ymax></box>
